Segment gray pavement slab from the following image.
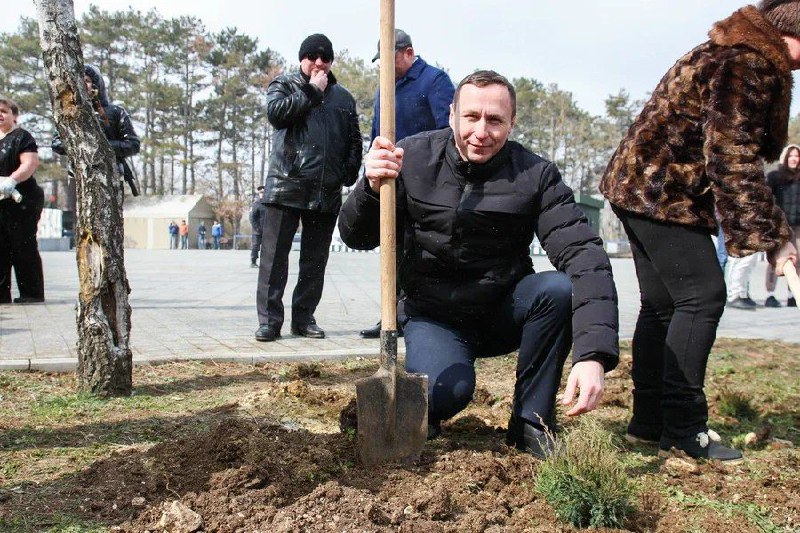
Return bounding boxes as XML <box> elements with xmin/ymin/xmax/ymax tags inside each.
<box><xmin>1</xmin><ymin>249</ymin><xmax>797</xmax><ymax>372</ymax></box>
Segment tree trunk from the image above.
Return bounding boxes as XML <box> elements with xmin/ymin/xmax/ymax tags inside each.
<box><xmin>216</xmin><ymin>101</ymin><xmax>227</xmax><ymax>200</ymax></box>
<box><xmin>189</xmin><ymin>134</ymin><xmax>196</xmax><ymax>195</ymax></box>
<box><xmin>250</xmin><ymin>132</ymin><xmax>256</xmax><ymax>196</ymax></box>
<box><xmin>35</xmin><ymin>0</ymin><xmax>132</xmax><ymax>396</ymax></box>
<box><xmin>158</xmin><ymin>153</ymin><xmax>165</xmax><ymax>195</ymax></box>
<box><xmin>259</xmin><ymin>122</ymin><xmax>270</xmax><ymax>190</ymax></box>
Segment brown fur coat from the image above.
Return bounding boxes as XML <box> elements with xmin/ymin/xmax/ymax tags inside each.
<box><xmin>600</xmin><ymin>6</ymin><xmax>792</xmax><ymax>256</ymax></box>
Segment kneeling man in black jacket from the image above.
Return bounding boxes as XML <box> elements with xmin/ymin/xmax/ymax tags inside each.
<box><xmin>338</xmin><ymin>70</ymin><xmax>619</xmax><ymax>457</ymax></box>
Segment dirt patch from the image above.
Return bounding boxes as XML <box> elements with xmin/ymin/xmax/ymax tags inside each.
<box><xmin>1</xmin><ymin>339</ymin><xmax>798</xmax><ymax>532</ymax></box>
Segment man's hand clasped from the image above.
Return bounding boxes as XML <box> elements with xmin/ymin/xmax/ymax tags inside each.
<box><xmin>365</xmin><ymin>136</ymin><xmax>404</xmax><ymax>193</ymax></box>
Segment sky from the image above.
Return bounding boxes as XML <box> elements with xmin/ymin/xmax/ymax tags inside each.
<box><xmin>4</xmin><ymin>0</ymin><xmax>800</xmax><ymax>116</ymax></box>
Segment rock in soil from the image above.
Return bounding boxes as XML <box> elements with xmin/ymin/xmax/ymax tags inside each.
<box><xmin>157</xmin><ymin>500</ymin><xmax>203</xmax><ymax>533</ymax></box>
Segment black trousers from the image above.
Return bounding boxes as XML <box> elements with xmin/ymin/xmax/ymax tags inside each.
<box><xmin>403</xmin><ymin>272</ymin><xmax>573</xmax><ymax>429</ymax></box>
<box><xmin>0</xmin><ymin>187</ymin><xmax>45</xmax><ymax>302</ymax></box>
<box><xmin>256</xmin><ymin>205</ymin><xmax>337</xmax><ymax>329</ymax></box>
<box><xmin>250</xmin><ymin>232</ymin><xmax>262</xmax><ymax>264</ymax></box>
<box><xmin>613</xmin><ymin>207</ymin><xmax>725</xmax><ymax>440</ymax></box>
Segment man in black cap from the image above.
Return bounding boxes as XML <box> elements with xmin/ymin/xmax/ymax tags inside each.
<box><xmin>359</xmin><ymin>29</ymin><xmax>456</xmax><ymax>339</ymax></box>
<box><xmin>249</xmin><ymin>185</ymin><xmax>266</xmax><ymax>267</ymax></box>
<box><xmin>254</xmin><ymin>33</ymin><xmax>362</xmax><ymax>342</ymax></box>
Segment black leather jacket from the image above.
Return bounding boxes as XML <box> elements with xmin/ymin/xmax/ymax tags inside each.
<box><xmin>339</xmin><ymin>129</ymin><xmax>619</xmax><ymax>369</ymax></box>
<box><xmin>263</xmin><ymin>70</ymin><xmax>362</xmax><ymax>213</ymax></box>
<box><xmin>52</xmin><ymin>65</ymin><xmax>140</xmax><ymax>162</ymax></box>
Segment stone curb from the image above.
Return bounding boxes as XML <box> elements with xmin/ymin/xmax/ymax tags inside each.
<box><xmin>0</xmin><ymin>347</ymin><xmax>406</xmax><ymax>374</ymax></box>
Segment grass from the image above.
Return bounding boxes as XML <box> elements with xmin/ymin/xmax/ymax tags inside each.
<box><xmin>717</xmin><ymin>388</ymin><xmax>759</xmax><ymax>420</ymax></box>
<box><xmin>0</xmin><ymin>515</ymin><xmax>106</xmax><ymax>533</ymax></box>
<box><xmin>0</xmin><ymin>338</ymin><xmax>797</xmax><ymax>531</ymax></box>
<box><xmin>667</xmin><ymin>487</ymin><xmax>783</xmax><ymax>533</ymax></box>
<box><xmin>536</xmin><ymin>417</ymin><xmax>637</xmax><ymax>529</ymax></box>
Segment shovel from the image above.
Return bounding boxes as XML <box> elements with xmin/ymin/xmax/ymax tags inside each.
<box><xmin>355</xmin><ymin>0</ymin><xmax>428</xmax><ymax>467</ymax></box>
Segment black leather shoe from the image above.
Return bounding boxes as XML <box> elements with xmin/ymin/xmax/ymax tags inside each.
<box><xmin>788</xmin><ymin>297</ymin><xmax>797</xmax><ymax>307</ymax></box>
<box><xmin>359</xmin><ymin>320</ymin><xmax>404</xmax><ymax>338</ymax></box>
<box><xmin>250</xmin><ymin>262</ymin><xmax>258</xmax><ymax>268</ymax></box>
<box><xmin>506</xmin><ymin>415</ymin><xmax>556</xmax><ymax>459</ymax></box>
<box><xmin>727</xmin><ymin>297</ymin><xmax>757</xmax><ymax>310</ymax></box>
<box><xmin>13</xmin><ymin>296</ymin><xmax>45</xmax><ymax>304</ymax></box>
<box><xmin>255</xmin><ymin>324</ymin><xmax>280</xmax><ymax>342</ymax></box>
<box><xmin>360</xmin><ymin>321</ymin><xmax>381</xmax><ymax>339</ymax></box>
<box><xmin>764</xmin><ymin>295</ymin><xmax>781</xmax><ymax>308</ymax></box>
<box><xmin>291</xmin><ymin>322</ymin><xmax>325</xmax><ymax>339</ymax></box>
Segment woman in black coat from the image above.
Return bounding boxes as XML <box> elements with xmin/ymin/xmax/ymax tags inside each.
<box><xmin>765</xmin><ymin>144</ymin><xmax>800</xmax><ymax>307</ymax></box>
<box><xmin>0</xmin><ymin>97</ymin><xmax>44</xmax><ymax>304</ymax></box>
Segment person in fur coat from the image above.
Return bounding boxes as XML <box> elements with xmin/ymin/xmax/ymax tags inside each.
<box><xmin>765</xmin><ymin>143</ymin><xmax>800</xmax><ymax>306</ymax></box>
<box><xmin>600</xmin><ymin>1</ymin><xmax>800</xmax><ymax>463</ymax></box>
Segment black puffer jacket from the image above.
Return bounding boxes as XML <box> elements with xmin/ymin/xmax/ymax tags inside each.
<box><xmin>263</xmin><ymin>70</ymin><xmax>362</xmax><ymax>213</ymax></box>
<box><xmin>338</xmin><ymin>129</ymin><xmax>619</xmax><ymax>369</ymax></box>
<box><xmin>52</xmin><ymin>65</ymin><xmax>140</xmax><ymax>161</ymax></box>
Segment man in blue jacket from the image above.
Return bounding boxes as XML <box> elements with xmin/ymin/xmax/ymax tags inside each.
<box><xmin>360</xmin><ymin>29</ymin><xmax>455</xmax><ymax>339</ymax></box>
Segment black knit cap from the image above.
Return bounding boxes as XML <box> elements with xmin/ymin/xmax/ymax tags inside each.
<box><xmin>759</xmin><ymin>0</ymin><xmax>800</xmax><ymax>38</ymax></box>
<box><xmin>298</xmin><ymin>33</ymin><xmax>334</xmax><ymax>62</ymax></box>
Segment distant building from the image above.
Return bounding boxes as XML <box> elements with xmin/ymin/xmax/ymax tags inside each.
<box><xmin>123</xmin><ymin>195</ymin><xmax>215</xmax><ymax>249</ymax></box>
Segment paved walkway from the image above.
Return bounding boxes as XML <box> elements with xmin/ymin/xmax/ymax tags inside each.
<box><xmin>1</xmin><ymin>250</ymin><xmax>798</xmax><ymax>371</ymax></box>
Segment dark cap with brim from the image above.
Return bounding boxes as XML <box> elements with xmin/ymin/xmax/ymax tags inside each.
<box><xmin>371</xmin><ymin>29</ymin><xmax>412</xmax><ymax>62</ymax></box>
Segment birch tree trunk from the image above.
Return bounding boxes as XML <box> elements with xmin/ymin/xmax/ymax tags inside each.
<box><xmin>36</xmin><ymin>0</ymin><xmax>133</xmax><ymax>396</ymax></box>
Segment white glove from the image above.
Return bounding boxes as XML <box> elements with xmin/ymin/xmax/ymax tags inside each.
<box><xmin>0</xmin><ymin>177</ymin><xmax>17</xmax><ymax>197</ymax></box>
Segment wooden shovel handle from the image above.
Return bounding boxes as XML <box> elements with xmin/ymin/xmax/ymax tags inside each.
<box><xmin>379</xmin><ymin>0</ymin><xmax>397</xmax><ymax>332</ymax></box>
<box><xmin>784</xmin><ymin>260</ymin><xmax>800</xmax><ymax>303</ymax></box>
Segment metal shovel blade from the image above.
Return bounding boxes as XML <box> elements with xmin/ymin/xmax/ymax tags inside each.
<box><xmin>356</xmin><ymin>367</ymin><xmax>428</xmax><ymax>467</ymax></box>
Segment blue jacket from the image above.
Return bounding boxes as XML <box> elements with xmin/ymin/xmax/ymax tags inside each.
<box><xmin>371</xmin><ymin>57</ymin><xmax>454</xmax><ymax>142</ymax></box>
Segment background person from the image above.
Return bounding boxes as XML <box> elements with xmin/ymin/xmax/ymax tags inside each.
<box><xmin>339</xmin><ymin>71</ymin><xmax>618</xmax><ymax>455</ymax></box>
<box><xmin>211</xmin><ymin>220</ymin><xmax>222</xmax><ymax>250</ymax></box>
<box><xmin>197</xmin><ymin>221</ymin><xmax>207</xmax><ymax>249</ymax></box>
<box><xmin>168</xmin><ymin>220</ymin><xmax>179</xmax><ymax>250</ymax></box>
<box><xmin>360</xmin><ymin>28</ymin><xmax>455</xmax><ymax>340</ymax></box>
<box><xmin>179</xmin><ymin>219</ymin><xmax>189</xmax><ymax>249</ymax></box>
<box><xmin>0</xmin><ymin>97</ymin><xmax>44</xmax><ymax>304</ymax></box>
<box><xmin>725</xmin><ymin>252</ymin><xmax>760</xmax><ymax>309</ymax></box>
<box><xmin>765</xmin><ymin>143</ymin><xmax>800</xmax><ymax>306</ymax></box>
<box><xmin>254</xmin><ymin>33</ymin><xmax>362</xmax><ymax>342</ymax></box>
<box><xmin>600</xmin><ymin>1</ymin><xmax>800</xmax><ymax>462</ymax></box>
<box><xmin>52</xmin><ymin>64</ymin><xmax>140</xmax><ymax>208</ymax></box>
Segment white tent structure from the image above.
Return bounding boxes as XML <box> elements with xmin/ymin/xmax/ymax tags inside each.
<box><xmin>123</xmin><ymin>195</ymin><xmax>215</xmax><ymax>249</ymax></box>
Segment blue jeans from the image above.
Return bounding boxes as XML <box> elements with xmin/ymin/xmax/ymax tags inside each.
<box><xmin>402</xmin><ymin>271</ymin><xmax>573</xmax><ymax>429</ymax></box>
